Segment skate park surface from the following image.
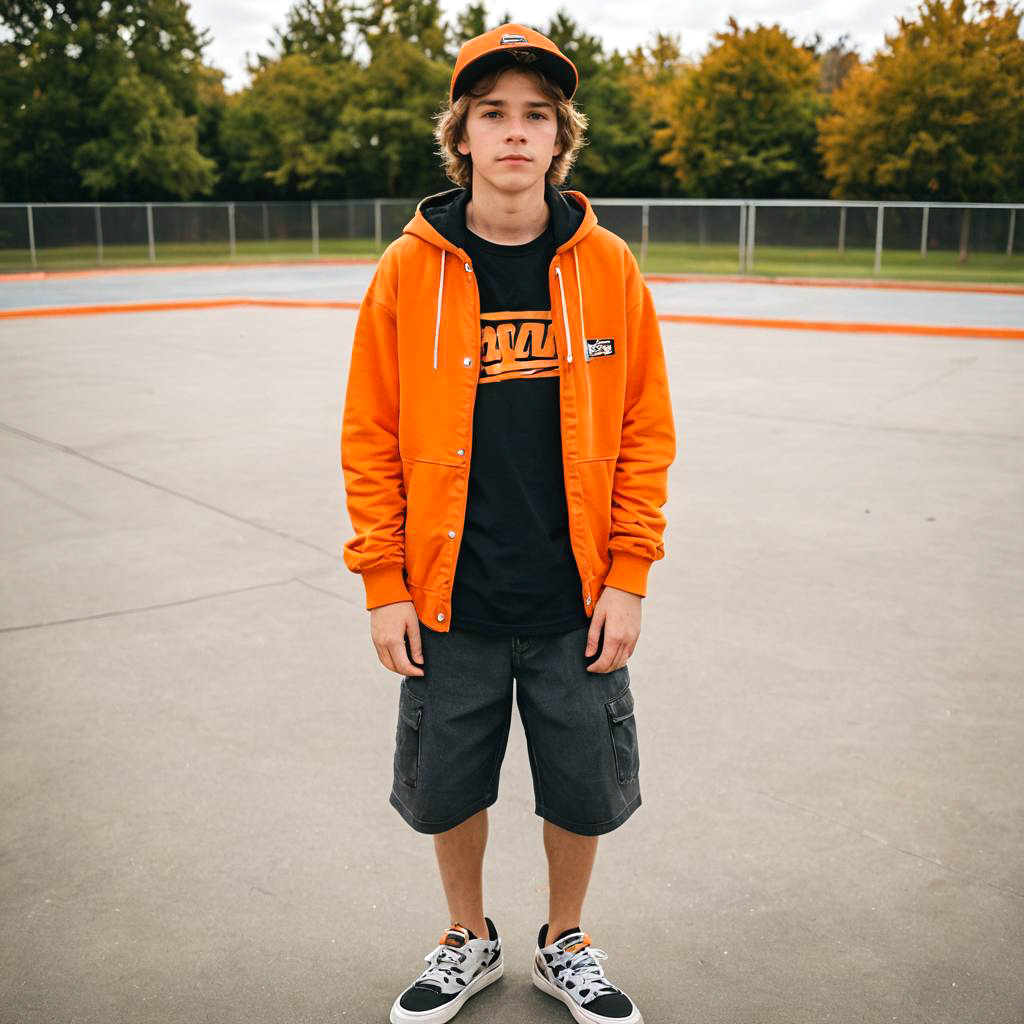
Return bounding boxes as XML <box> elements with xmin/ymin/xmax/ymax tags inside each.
<box><xmin>1</xmin><ymin>262</ymin><xmax>1022</xmax><ymax>1023</ymax></box>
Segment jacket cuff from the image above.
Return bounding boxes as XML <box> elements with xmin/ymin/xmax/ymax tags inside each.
<box><xmin>361</xmin><ymin>563</ymin><xmax>412</xmax><ymax>610</ymax></box>
<box><xmin>604</xmin><ymin>550</ymin><xmax>653</xmax><ymax>598</ymax></box>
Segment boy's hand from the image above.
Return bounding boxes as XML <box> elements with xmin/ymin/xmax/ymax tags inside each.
<box><xmin>585</xmin><ymin>586</ymin><xmax>642</xmax><ymax>674</ymax></box>
<box><xmin>370</xmin><ymin>601</ymin><xmax>425</xmax><ymax>677</ymax></box>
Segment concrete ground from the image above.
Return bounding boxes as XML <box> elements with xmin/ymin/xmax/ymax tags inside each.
<box><xmin>1</xmin><ymin>266</ymin><xmax>1022</xmax><ymax>1023</ymax></box>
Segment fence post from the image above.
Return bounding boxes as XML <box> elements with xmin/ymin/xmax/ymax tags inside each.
<box><xmin>1007</xmin><ymin>208</ymin><xmax>1016</xmax><ymax>258</ymax></box>
<box><xmin>146</xmin><ymin>202</ymin><xmax>156</xmax><ymax>262</ymax></box>
<box><xmin>95</xmin><ymin>205</ymin><xmax>104</xmax><ymax>265</ymax></box>
<box><xmin>738</xmin><ymin>203</ymin><xmax>747</xmax><ymax>272</ymax></box>
<box><xmin>262</xmin><ymin>202</ymin><xmax>269</xmax><ymax>244</ymax></box>
<box><xmin>228</xmin><ymin>203</ymin><xmax>236</xmax><ymax>259</ymax></box>
<box><xmin>745</xmin><ymin>202</ymin><xmax>757</xmax><ymax>271</ymax></box>
<box><xmin>312</xmin><ymin>201</ymin><xmax>320</xmax><ymax>257</ymax></box>
<box><xmin>640</xmin><ymin>202</ymin><xmax>649</xmax><ymax>272</ymax></box>
<box><xmin>873</xmin><ymin>205</ymin><xmax>884</xmax><ymax>275</ymax></box>
<box><xmin>920</xmin><ymin>206</ymin><xmax>929</xmax><ymax>258</ymax></box>
<box><xmin>27</xmin><ymin>205</ymin><xmax>37</xmax><ymax>269</ymax></box>
<box><xmin>837</xmin><ymin>206</ymin><xmax>846</xmax><ymax>255</ymax></box>
<box><xmin>373</xmin><ymin>199</ymin><xmax>383</xmax><ymax>252</ymax></box>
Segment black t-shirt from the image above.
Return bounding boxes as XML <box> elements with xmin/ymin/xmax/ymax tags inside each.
<box><xmin>450</xmin><ymin>214</ymin><xmax>589</xmax><ymax>636</ymax></box>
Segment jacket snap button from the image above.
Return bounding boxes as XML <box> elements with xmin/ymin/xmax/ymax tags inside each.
<box><xmin>464</xmin><ymin>262</ymin><xmax>472</xmax><ymax>273</ymax></box>
<box><xmin>586</xmin><ymin>595</ymin><xmax>592</xmax><ymax>604</ymax></box>
<box><xmin>437</xmin><ymin>612</ymin><xmax>445</xmax><ymax>622</ymax></box>
<box><xmin>456</xmin><ymin>448</ymin><xmax>465</xmax><ymax>456</ymax></box>
<box><xmin>447</xmin><ymin>530</ymin><xmax>455</xmax><ymax>538</ymax></box>
<box><xmin>463</xmin><ymin>357</ymin><xmax>472</xmax><ymax>367</ymax></box>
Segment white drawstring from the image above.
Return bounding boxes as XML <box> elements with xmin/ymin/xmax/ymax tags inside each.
<box><xmin>433</xmin><ymin>249</ymin><xmax>446</xmax><ymax>370</ymax></box>
<box><xmin>554</xmin><ymin>265</ymin><xmax>574</xmax><ymax>364</ymax></box>
<box><xmin>573</xmin><ymin>248</ymin><xmax>590</xmax><ymax>362</ymax></box>
<box><xmin>556</xmin><ymin>255</ymin><xmax>592</xmax><ymax>423</ymax></box>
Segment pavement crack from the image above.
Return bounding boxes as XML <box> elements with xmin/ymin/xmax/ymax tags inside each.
<box><xmin>290</xmin><ymin>576</ymin><xmax>359</xmax><ymax>607</ymax></box>
<box><xmin>0</xmin><ymin>419</ymin><xmax>338</xmax><ymax>560</ymax></box>
<box><xmin>0</xmin><ymin>579</ymin><xmax>295</xmax><ymax>634</ymax></box>
<box><xmin>874</xmin><ymin>356</ymin><xmax>978</xmax><ymax>411</ymax></box>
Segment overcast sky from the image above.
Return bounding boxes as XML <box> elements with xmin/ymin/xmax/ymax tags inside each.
<box><xmin>189</xmin><ymin>0</ymin><xmax>922</xmax><ymax>93</ymax></box>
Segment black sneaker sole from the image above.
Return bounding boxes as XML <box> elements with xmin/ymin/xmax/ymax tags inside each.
<box><xmin>531</xmin><ymin>952</ymin><xmax>643</xmax><ymax>1024</ymax></box>
<box><xmin>389</xmin><ymin>957</ymin><xmax>504</xmax><ymax>1023</ymax></box>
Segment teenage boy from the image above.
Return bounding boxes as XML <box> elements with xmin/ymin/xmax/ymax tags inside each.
<box><xmin>341</xmin><ymin>22</ymin><xmax>676</xmax><ymax>1024</ymax></box>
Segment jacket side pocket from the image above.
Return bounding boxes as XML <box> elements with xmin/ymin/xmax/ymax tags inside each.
<box><xmin>574</xmin><ymin>455</ymin><xmax>616</xmax><ymax>578</ymax></box>
<box><xmin>404</xmin><ymin>457</ymin><xmax>461</xmax><ymax>590</ymax></box>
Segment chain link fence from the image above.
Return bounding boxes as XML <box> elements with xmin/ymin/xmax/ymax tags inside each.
<box><xmin>2</xmin><ymin>198</ymin><xmax>1021</xmax><ymax>283</ymax></box>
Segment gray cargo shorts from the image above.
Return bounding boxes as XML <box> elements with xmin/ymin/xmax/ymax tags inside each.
<box><xmin>388</xmin><ymin>622</ymin><xmax>641</xmax><ymax>836</ymax></box>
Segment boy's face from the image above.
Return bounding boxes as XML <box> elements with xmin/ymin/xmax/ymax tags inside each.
<box><xmin>457</xmin><ymin>68</ymin><xmax>562</xmax><ymax>195</ymax></box>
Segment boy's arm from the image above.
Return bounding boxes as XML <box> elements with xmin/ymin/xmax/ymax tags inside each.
<box><xmin>340</xmin><ymin>255</ymin><xmax>411</xmax><ymax>610</ymax></box>
<box><xmin>603</xmin><ymin>256</ymin><xmax>677</xmax><ymax>599</ymax></box>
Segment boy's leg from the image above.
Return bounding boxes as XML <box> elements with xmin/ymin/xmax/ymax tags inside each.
<box><xmin>434</xmin><ymin>807</ymin><xmax>490</xmax><ymax>940</ymax></box>
<box><xmin>542</xmin><ymin>819</ymin><xmax>598</xmax><ymax>945</ymax></box>
<box><xmin>513</xmin><ymin>625</ymin><xmax>641</xmax><ymax>938</ymax></box>
<box><xmin>388</xmin><ymin>623</ymin><xmax>514</xmax><ymax>940</ymax></box>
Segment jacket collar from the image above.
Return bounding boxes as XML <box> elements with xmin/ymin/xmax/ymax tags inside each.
<box><xmin>403</xmin><ymin>181</ymin><xmax>596</xmax><ymax>255</ymax></box>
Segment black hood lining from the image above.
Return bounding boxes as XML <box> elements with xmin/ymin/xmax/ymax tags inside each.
<box><xmin>418</xmin><ymin>182</ymin><xmax>585</xmax><ymax>252</ymax></box>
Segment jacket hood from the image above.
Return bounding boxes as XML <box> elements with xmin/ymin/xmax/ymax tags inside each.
<box><xmin>403</xmin><ymin>182</ymin><xmax>596</xmax><ymax>255</ymax></box>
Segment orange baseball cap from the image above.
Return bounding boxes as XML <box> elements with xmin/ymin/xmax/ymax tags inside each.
<box><xmin>449</xmin><ymin>23</ymin><xmax>579</xmax><ymax>105</ymax></box>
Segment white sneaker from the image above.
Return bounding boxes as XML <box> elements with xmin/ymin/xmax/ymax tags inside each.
<box><xmin>532</xmin><ymin>924</ymin><xmax>643</xmax><ymax>1024</ymax></box>
<box><xmin>389</xmin><ymin>918</ymin><xmax>503</xmax><ymax>1023</ymax></box>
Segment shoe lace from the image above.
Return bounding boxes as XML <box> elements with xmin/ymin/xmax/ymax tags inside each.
<box><xmin>415</xmin><ymin>943</ymin><xmax>468</xmax><ymax>989</ymax></box>
<box><xmin>561</xmin><ymin>938</ymin><xmax>618</xmax><ymax>997</ymax></box>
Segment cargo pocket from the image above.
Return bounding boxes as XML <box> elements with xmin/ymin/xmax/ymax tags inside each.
<box><xmin>395</xmin><ymin>682</ymin><xmax>425</xmax><ymax>788</ymax></box>
<box><xmin>605</xmin><ymin>684</ymin><xmax>639</xmax><ymax>784</ymax></box>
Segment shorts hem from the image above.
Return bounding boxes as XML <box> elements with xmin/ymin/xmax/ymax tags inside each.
<box><xmin>389</xmin><ymin>789</ymin><xmax>498</xmax><ymax>835</ymax></box>
<box><xmin>534</xmin><ymin>791</ymin><xmax>642</xmax><ymax>836</ymax></box>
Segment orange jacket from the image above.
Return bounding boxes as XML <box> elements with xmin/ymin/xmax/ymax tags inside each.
<box><xmin>341</xmin><ymin>188</ymin><xmax>676</xmax><ymax>631</ymax></box>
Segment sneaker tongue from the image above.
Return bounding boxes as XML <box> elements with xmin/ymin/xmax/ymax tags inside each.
<box><xmin>441</xmin><ymin>925</ymin><xmax>472</xmax><ymax>947</ymax></box>
<box><xmin>554</xmin><ymin>929</ymin><xmax>588</xmax><ymax>952</ymax></box>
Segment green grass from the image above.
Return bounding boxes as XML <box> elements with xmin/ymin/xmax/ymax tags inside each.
<box><xmin>3</xmin><ymin>236</ymin><xmax>1023</xmax><ymax>285</ymax></box>
<box><xmin>636</xmin><ymin>241</ymin><xmax>1024</xmax><ymax>284</ymax></box>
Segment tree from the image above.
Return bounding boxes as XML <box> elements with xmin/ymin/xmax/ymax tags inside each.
<box><xmin>621</xmin><ymin>32</ymin><xmax>692</xmax><ymax>196</ymax></box>
<box><xmin>267</xmin><ymin>0</ymin><xmax>361</xmax><ymax>64</ymax></box>
<box><xmin>341</xmin><ymin>32</ymin><xmax>450</xmax><ymax>196</ymax></box>
<box><xmin>449</xmin><ymin>2</ymin><xmax>489</xmax><ymax>48</ymax></box>
<box><xmin>803</xmin><ymin>33</ymin><xmax>862</xmax><ymax>93</ymax></box>
<box><xmin>0</xmin><ymin>0</ymin><xmax>216</xmax><ymax>200</ymax></box>
<box><xmin>659</xmin><ymin>18</ymin><xmax>827</xmax><ymax>198</ymax></box>
<box><xmin>220</xmin><ymin>54</ymin><xmax>364</xmax><ymax>197</ymax></box>
<box><xmin>818</xmin><ymin>0</ymin><xmax>1024</xmax><ymax>202</ymax></box>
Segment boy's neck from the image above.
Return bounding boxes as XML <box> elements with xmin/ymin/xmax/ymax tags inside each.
<box><xmin>464</xmin><ymin>173</ymin><xmax>550</xmax><ymax>246</ymax></box>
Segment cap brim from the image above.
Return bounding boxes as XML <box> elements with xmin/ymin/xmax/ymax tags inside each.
<box><xmin>451</xmin><ymin>49</ymin><xmax>577</xmax><ymax>103</ymax></box>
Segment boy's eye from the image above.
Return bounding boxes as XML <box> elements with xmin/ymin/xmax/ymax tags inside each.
<box><xmin>482</xmin><ymin>111</ymin><xmax>548</xmax><ymax>119</ymax></box>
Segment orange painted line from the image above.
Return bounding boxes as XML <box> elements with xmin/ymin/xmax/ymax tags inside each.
<box><xmin>659</xmin><ymin>313</ymin><xmax>1024</xmax><ymax>340</ymax></box>
<box><xmin>0</xmin><ymin>297</ymin><xmax>361</xmax><ymax>318</ymax></box>
<box><xmin>0</xmin><ymin>258</ymin><xmax>378</xmax><ymax>282</ymax></box>
<box><xmin>644</xmin><ymin>272</ymin><xmax>1024</xmax><ymax>296</ymax></box>
<box><xmin>1</xmin><ymin>296</ymin><xmax>1021</xmax><ymax>340</ymax></box>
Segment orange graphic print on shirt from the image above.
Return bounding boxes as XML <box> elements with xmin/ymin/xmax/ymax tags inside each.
<box><xmin>479</xmin><ymin>310</ymin><xmax>559</xmax><ymax>382</ymax></box>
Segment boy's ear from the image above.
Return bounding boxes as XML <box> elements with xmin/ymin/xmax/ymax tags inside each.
<box><xmin>457</xmin><ymin>137</ymin><xmax>471</xmax><ymax>157</ymax></box>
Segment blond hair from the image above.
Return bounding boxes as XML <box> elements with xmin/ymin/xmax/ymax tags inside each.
<box><xmin>433</xmin><ymin>54</ymin><xmax>589</xmax><ymax>188</ymax></box>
